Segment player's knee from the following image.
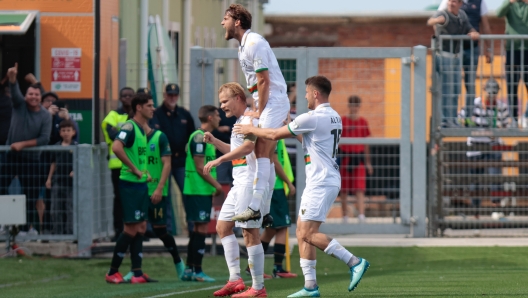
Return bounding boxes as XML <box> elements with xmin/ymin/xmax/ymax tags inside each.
<box><xmin>216</xmin><ymin>221</ymin><xmax>231</xmax><ymax>238</ymax></box>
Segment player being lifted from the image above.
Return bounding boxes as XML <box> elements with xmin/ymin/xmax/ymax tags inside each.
<box><xmin>203</xmin><ymin>83</ymin><xmax>267</xmax><ymax>297</ymax></box>
<box><xmin>221</xmin><ymin>4</ymin><xmax>290</xmax><ymax>224</ymax></box>
<box><xmin>234</xmin><ymin>76</ymin><xmax>370</xmax><ymax>297</ymax></box>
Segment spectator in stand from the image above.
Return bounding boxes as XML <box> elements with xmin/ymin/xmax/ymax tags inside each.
<box><xmin>0</xmin><ymin>63</ymin><xmax>51</xmax><ymax>232</ymax></box>
<box><xmin>45</xmin><ymin>120</ymin><xmax>78</xmax><ymax>234</ymax></box>
<box><xmin>438</xmin><ymin>0</ymin><xmax>492</xmax><ymax>114</ymax></box>
<box><xmin>428</xmin><ymin>0</ymin><xmax>480</xmax><ymax>127</ymax></box>
<box><xmin>497</xmin><ymin>0</ymin><xmax>528</xmax><ymax>125</ymax></box>
<box><xmin>151</xmin><ymin>83</ymin><xmax>196</xmax><ymax>234</ymax></box>
<box><xmin>339</xmin><ymin>96</ymin><xmax>373</xmax><ymax>223</ymax></box>
<box><xmin>41</xmin><ymin>91</ymin><xmax>80</xmax><ymax>144</ymax></box>
<box><xmin>102</xmin><ymin>87</ymin><xmax>135</xmax><ymax>240</ymax></box>
<box><xmin>0</xmin><ymin>80</ymin><xmax>12</xmax><ymax>146</ymax></box>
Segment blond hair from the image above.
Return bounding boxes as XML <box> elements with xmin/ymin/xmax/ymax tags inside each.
<box><xmin>218</xmin><ymin>82</ymin><xmax>246</xmax><ymax>101</ymax></box>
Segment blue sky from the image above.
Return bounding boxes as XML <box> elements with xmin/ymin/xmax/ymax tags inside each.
<box><xmin>264</xmin><ymin>0</ymin><xmax>506</xmax><ymax>14</ymax></box>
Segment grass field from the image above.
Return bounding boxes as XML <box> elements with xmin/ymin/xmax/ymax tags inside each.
<box><xmin>1</xmin><ymin>246</ymin><xmax>527</xmax><ymax>297</ymax></box>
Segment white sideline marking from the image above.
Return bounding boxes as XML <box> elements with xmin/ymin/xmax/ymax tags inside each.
<box><xmin>143</xmin><ymin>285</ymin><xmax>223</xmax><ymax>298</ymax></box>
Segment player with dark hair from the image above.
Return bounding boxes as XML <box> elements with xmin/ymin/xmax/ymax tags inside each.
<box><xmin>234</xmin><ymin>76</ymin><xmax>370</xmax><ymax>297</ymax></box>
<box><xmin>105</xmin><ymin>93</ymin><xmax>157</xmax><ymax>284</ymax></box>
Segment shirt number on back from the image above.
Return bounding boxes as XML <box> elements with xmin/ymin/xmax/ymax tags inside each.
<box><xmin>331</xmin><ymin>129</ymin><xmax>342</xmax><ymax>158</ymax></box>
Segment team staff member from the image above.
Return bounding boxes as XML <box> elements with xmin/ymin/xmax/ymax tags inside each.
<box><xmin>181</xmin><ymin>105</ymin><xmax>222</xmax><ymax>282</ymax></box>
<box><xmin>102</xmin><ymin>87</ymin><xmax>135</xmax><ymax>239</ymax></box>
<box><xmin>151</xmin><ymin>83</ymin><xmax>196</xmax><ymax>233</ymax></box>
<box><xmin>105</xmin><ymin>94</ymin><xmax>156</xmax><ymax>284</ymax></box>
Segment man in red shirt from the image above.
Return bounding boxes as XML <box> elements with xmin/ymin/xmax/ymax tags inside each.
<box><xmin>339</xmin><ymin>96</ymin><xmax>373</xmax><ymax>222</ymax></box>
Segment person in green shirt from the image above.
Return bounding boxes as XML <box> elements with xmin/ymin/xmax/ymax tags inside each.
<box><xmin>181</xmin><ymin>105</ymin><xmax>222</xmax><ymax>282</ymax></box>
<box><xmin>105</xmin><ymin>93</ymin><xmax>157</xmax><ymax>284</ymax></box>
<box><xmin>497</xmin><ymin>0</ymin><xmax>528</xmax><ymax>122</ymax></box>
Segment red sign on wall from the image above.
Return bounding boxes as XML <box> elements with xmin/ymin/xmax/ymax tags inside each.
<box><xmin>51</xmin><ymin>48</ymin><xmax>81</xmax><ymax>92</ymax></box>
<box><xmin>51</xmin><ymin>70</ymin><xmax>81</xmax><ymax>82</ymax></box>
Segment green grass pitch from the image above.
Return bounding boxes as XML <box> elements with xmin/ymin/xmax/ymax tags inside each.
<box><xmin>0</xmin><ymin>246</ymin><xmax>527</xmax><ymax>297</ymax></box>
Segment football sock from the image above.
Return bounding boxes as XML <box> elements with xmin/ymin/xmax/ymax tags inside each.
<box><xmin>347</xmin><ymin>256</ymin><xmax>361</xmax><ymax>267</ymax></box>
<box><xmin>130</xmin><ymin>233</ymin><xmax>144</xmax><ymax>276</ymax></box>
<box><xmin>261</xmin><ymin>162</ymin><xmax>276</xmax><ymax>215</ymax></box>
<box><xmin>300</xmin><ymin>258</ymin><xmax>317</xmax><ymax>290</ymax></box>
<box><xmin>221</xmin><ymin>234</ymin><xmax>241</xmax><ymax>282</ymax></box>
<box><xmin>109</xmin><ymin>232</ymin><xmax>134</xmax><ymax>274</ymax></box>
<box><xmin>186</xmin><ymin>231</ymin><xmax>196</xmax><ymax>270</ymax></box>
<box><xmin>247</xmin><ymin>244</ymin><xmax>265</xmax><ymax>290</ymax></box>
<box><xmin>249</xmin><ymin>158</ymin><xmax>271</xmax><ymax>211</ymax></box>
<box><xmin>155</xmin><ymin>227</ymin><xmax>182</xmax><ymax>264</ymax></box>
<box><xmin>261</xmin><ymin>241</ymin><xmax>270</xmax><ymax>253</ymax></box>
<box><xmin>324</xmin><ymin>239</ymin><xmax>355</xmax><ymax>267</ymax></box>
<box><xmin>194</xmin><ymin>232</ymin><xmax>207</xmax><ymax>274</ymax></box>
<box><xmin>274</xmin><ymin>243</ymin><xmax>286</xmax><ymax>270</ymax></box>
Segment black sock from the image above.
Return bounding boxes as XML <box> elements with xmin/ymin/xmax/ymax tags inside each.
<box><xmin>274</xmin><ymin>243</ymin><xmax>286</xmax><ymax>271</ymax></box>
<box><xmin>193</xmin><ymin>232</ymin><xmax>207</xmax><ymax>274</ymax></box>
<box><xmin>155</xmin><ymin>227</ymin><xmax>182</xmax><ymax>264</ymax></box>
<box><xmin>130</xmin><ymin>233</ymin><xmax>144</xmax><ymax>277</ymax></box>
<box><xmin>186</xmin><ymin>231</ymin><xmax>196</xmax><ymax>270</ymax></box>
<box><xmin>109</xmin><ymin>232</ymin><xmax>134</xmax><ymax>274</ymax></box>
<box><xmin>261</xmin><ymin>241</ymin><xmax>270</xmax><ymax>253</ymax></box>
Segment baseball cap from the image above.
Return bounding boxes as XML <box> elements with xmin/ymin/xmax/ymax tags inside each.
<box><xmin>165</xmin><ymin>83</ymin><xmax>180</xmax><ymax>95</ymax></box>
<box><xmin>136</xmin><ymin>87</ymin><xmax>151</xmax><ymax>96</ymax></box>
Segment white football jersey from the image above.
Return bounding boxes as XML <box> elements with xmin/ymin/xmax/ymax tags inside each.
<box><xmin>238</xmin><ymin>30</ymin><xmax>288</xmax><ymax>106</ymax></box>
<box><xmin>230</xmin><ymin>109</ymin><xmax>258</xmax><ymax>187</ymax></box>
<box><xmin>288</xmin><ymin>103</ymin><xmax>342</xmax><ymax>188</ymax></box>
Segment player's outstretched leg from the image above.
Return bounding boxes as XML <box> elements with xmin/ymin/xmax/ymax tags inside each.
<box><xmin>232</xmin><ymin>155</ymin><xmax>270</xmax><ymax>222</ymax></box>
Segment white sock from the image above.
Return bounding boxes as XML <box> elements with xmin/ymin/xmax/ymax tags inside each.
<box><xmin>261</xmin><ymin>163</ymin><xmax>275</xmax><ymax>215</ymax></box>
<box><xmin>324</xmin><ymin>239</ymin><xmax>355</xmax><ymax>267</ymax></box>
<box><xmin>247</xmin><ymin>244</ymin><xmax>265</xmax><ymax>290</ymax></box>
<box><xmin>249</xmin><ymin>158</ymin><xmax>271</xmax><ymax>210</ymax></box>
<box><xmin>221</xmin><ymin>234</ymin><xmax>241</xmax><ymax>282</ymax></box>
<box><xmin>300</xmin><ymin>258</ymin><xmax>317</xmax><ymax>289</ymax></box>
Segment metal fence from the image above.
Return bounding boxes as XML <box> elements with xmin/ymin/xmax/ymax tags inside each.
<box><xmin>0</xmin><ymin>144</ymin><xmax>113</xmax><ymax>257</ymax></box>
<box><xmin>190</xmin><ymin>46</ymin><xmax>427</xmax><ymax>237</ymax></box>
<box><xmin>430</xmin><ymin>35</ymin><xmax>528</xmax><ymax>237</ymax></box>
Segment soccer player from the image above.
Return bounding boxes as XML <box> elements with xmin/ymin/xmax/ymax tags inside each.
<box><xmin>123</xmin><ymin>125</ymin><xmax>186</xmax><ymax>282</ymax></box>
<box><xmin>181</xmin><ymin>105</ymin><xmax>222</xmax><ymax>282</ymax></box>
<box><xmin>221</xmin><ymin>4</ymin><xmax>290</xmax><ymax>223</ymax></box>
<box><xmin>105</xmin><ymin>93</ymin><xmax>157</xmax><ymax>284</ymax></box>
<box><xmin>203</xmin><ymin>82</ymin><xmax>266</xmax><ymax>297</ymax></box>
<box><xmin>245</xmin><ymin>139</ymin><xmax>298</xmax><ymax>279</ymax></box>
<box><xmin>234</xmin><ymin>76</ymin><xmax>370</xmax><ymax>297</ymax></box>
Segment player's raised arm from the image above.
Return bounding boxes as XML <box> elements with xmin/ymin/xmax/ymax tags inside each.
<box><xmin>233</xmin><ymin>124</ymin><xmax>292</xmax><ymax>141</ymax></box>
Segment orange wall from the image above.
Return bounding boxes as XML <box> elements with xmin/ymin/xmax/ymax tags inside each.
<box><xmin>40</xmin><ymin>16</ymin><xmax>94</xmax><ymax>99</ymax></box>
<box><xmin>0</xmin><ymin>0</ymin><xmax>92</xmax><ymax>13</ymax></box>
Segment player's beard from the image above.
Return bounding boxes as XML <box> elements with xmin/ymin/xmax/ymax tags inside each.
<box><xmin>224</xmin><ymin>26</ymin><xmax>235</xmax><ymax>40</ymax></box>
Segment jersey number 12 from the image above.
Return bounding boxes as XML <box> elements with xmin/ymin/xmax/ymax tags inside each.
<box><xmin>331</xmin><ymin>129</ymin><xmax>342</xmax><ymax>158</ymax></box>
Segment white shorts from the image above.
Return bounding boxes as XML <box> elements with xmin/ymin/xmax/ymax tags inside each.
<box><xmin>298</xmin><ymin>185</ymin><xmax>340</xmax><ymax>222</ymax></box>
<box><xmin>218</xmin><ymin>185</ymin><xmax>262</xmax><ymax>229</ymax></box>
<box><xmin>258</xmin><ymin>98</ymin><xmax>290</xmax><ymax>129</ymax></box>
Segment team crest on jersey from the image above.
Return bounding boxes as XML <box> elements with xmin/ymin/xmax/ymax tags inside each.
<box><xmin>135</xmin><ymin>210</ymin><xmax>141</xmax><ymax>220</ymax></box>
<box><xmin>150</xmin><ymin>144</ymin><xmax>156</xmax><ymax>151</ymax></box>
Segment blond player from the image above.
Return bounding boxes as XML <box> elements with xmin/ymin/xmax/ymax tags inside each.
<box><xmin>204</xmin><ymin>83</ymin><xmax>267</xmax><ymax>297</ymax></box>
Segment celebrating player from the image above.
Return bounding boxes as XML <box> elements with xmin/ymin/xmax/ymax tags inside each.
<box><xmin>204</xmin><ymin>83</ymin><xmax>267</xmax><ymax>297</ymax></box>
<box><xmin>221</xmin><ymin>4</ymin><xmax>290</xmax><ymax>224</ymax></box>
<box><xmin>234</xmin><ymin>76</ymin><xmax>370</xmax><ymax>297</ymax></box>
<box><xmin>105</xmin><ymin>93</ymin><xmax>157</xmax><ymax>284</ymax></box>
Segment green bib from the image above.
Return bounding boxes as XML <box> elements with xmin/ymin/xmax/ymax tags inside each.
<box><xmin>147</xmin><ymin>130</ymin><xmax>169</xmax><ymax>196</ymax></box>
<box><xmin>119</xmin><ymin>120</ymin><xmax>148</xmax><ymax>183</ymax></box>
<box><xmin>183</xmin><ymin>130</ymin><xmax>217</xmax><ymax>195</ymax></box>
